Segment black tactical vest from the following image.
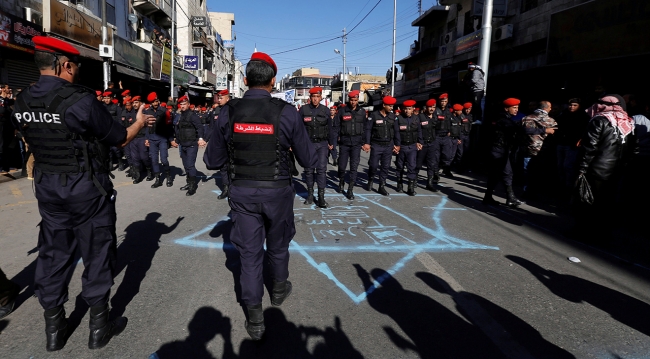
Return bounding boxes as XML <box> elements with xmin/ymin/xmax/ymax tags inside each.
<box><xmin>449</xmin><ymin>113</ymin><xmax>463</xmax><ymax>137</ymax></box>
<box><xmin>105</xmin><ymin>103</ymin><xmax>118</xmax><ymax>119</ymax></box>
<box><xmin>227</xmin><ymin>97</ymin><xmax>290</xmax><ymax>187</ymax></box>
<box><xmin>146</xmin><ymin>106</ymin><xmax>167</xmax><ymax>136</ymax></box>
<box><xmin>461</xmin><ymin>114</ymin><xmax>472</xmax><ymax>135</ymax></box>
<box><xmin>370</xmin><ymin>111</ymin><xmax>395</xmax><ymax>144</ymax></box>
<box><xmin>397</xmin><ymin>115</ymin><xmax>419</xmax><ymax>145</ymax></box>
<box><xmin>177</xmin><ymin>111</ymin><xmax>198</xmax><ymax>142</ymax></box>
<box><xmin>302</xmin><ymin>105</ymin><xmax>329</xmax><ymax>142</ymax></box>
<box><xmin>419</xmin><ymin>114</ymin><xmax>436</xmax><ymax>143</ymax></box>
<box><xmin>14</xmin><ymin>83</ymin><xmax>111</xmax><ymax>195</ymax></box>
<box><xmin>340</xmin><ymin>107</ymin><xmax>365</xmax><ymax>136</ymax></box>
<box><xmin>434</xmin><ymin>108</ymin><xmax>450</xmax><ymax>134</ymax></box>
<box><xmin>199</xmin><ymin>113</ymin><xmax>208</xmax><ymax>125</ymax></box>
<box><xmin>121</xmin><ymin>109</ymin><xmax>136</xmax><ymax>128</ymax></box>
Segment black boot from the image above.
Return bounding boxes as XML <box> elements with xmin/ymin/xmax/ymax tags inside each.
<box><xmin>426</xmin><ymin>176</ymin><xmax>438</xmax><ymax>192</ymax></box>
<box><xmin>442</xmin><ymin>167</ymin><xmax>454</xmax><ymax>178</ymax></box>
<box><xmin>186</xmin><ymin>176</ymin><xmax>197</xmax><ymax>196</ymax></box>
<box><xmin>180</xmin><ymin>177</ymin><xmax>190</xmax><ymax>191</ymax></box>
<box><xmin>366</xmin><ymin>171</ymin><xmax>375</xmax><ymax>191</ymax></box>
<box><xmin>338</xmin><ymin>172</ymin><xmax>345</xmax><ymax>193</ymax></box>
<box><xmin>117</xmin><ymin>159</ymin><xmax>126</xmax><ymax>171</ymax></box>
<box><xmin>125</xmin><ymin>163</ymin><xmax>131</xmax><ymax>177</ymax></box>
<box><xmin>245</xmin><ymin>304</ymin><xmax>265</xmax><ymax>340</ymax></box>
<box><xmin>132</xmin><ymin>167</ymin><xmax>142</xmax><ymax>184</ymax></box>
<box><xmin>396</xmin><ymin>173</ymin><xmax>404</xmax><ymax>192</ymax></box>
<box><xmin>432</xmin><ymin>172</ymin><xmax>440</xmax><ymax>184</ymax></box>
<box><xmin>165</xmin><ymin>170</ymin><xmax>173</xmax><ymax>187</ymax></box>
<box><xmin>218</xmin><ymin>185</ymin><xmax>229</xmax><ymax>200</ymax></box>
<box><xmin>0</xmin><ymin>281</ymin><xmax>19</xmax><ymax>320</ymax></box>
<box><xmin>44</xmin><ymin>306</ymin><xmax>68</xmax><ymax>352</ymax></box>
<box><xmin>482</xmin><ymin>185</ymin><xmax>499</xmax><ymax>206</ymax></box>
<box><xmin>304</xmin><ymin>187</ymin><xmax>314</xmax><ymax>205</ymax></box>
<box><xmin>145</xmin><ymin>167</ymin><xmax>155</xmax><ymax>181</ymax></box>
<box><xmin>88</xmin><ymin>304</ymin><xmax>127</xmax><ymax>350</ymax></box>
<box><xmin>346</xmin><ymin>183</ymin><xmax>355</xmax><ymax>200</ymax></box>
<box><xmin>151</xmin><ymin>173</ymin><xmax>163</xmax><ymax>188</ymax></box>
<box><xmin>316</xmin><ymin>188</ymin><xmax>328</xmax><ymax>208</ymax></box>
<box><xmin>378</xmin><ymin>181</ymin><xmax>389</xmax><ymax>196</ymax></box>
<box><xmin>506</xmin><ymin>186</ymin><xmax>522</xmax><ymax>207</ymax></box>
<box><xmin>271</xmin><ymin>280</ymin><xmax>293</xmax><ymax>306</ymax></box>
<box><xmin>407</xmin><ymin>179</ymin><xmax>416</xmax><ymax>196</ymax></box>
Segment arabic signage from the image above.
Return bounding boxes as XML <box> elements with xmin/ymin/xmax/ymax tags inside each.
<box><xmin>472</xmin><ymin>0</ymin><xmax>508</xmax><ymax>17</ymax></box>
<box><xmin>161</xmin><ymin>46</ymin><xmax>172</xmax><ymax>82</ymax></box>
<box><xmin>44</xmin><ymin>0</ymin><xmax>113</xmax><ymax>48</ymax></box>
<box><xmin>215</xmin><ymin>72</ymin><xmax>228</xmax><ymax>90</ymax></box>
<box><xmin>547</xmin><ymin>0</ymin><xmax>650</xmax><ymax>65</ymax></box>
<box><xmin>455</xmin><ymin>29</ymin><xmax>482</xmax><ymax>55</ymax></box>
<box><xmin>223</xmin><ymin>40</ymin><xmax>234</xmax><ymax>49</ymax></box>
<box><xmin>0</xmin><ymin>10</ymin><xmax>43</xmax><ymax>54</ymax></box>
<box><xmin>184</xmin><ymin>56</ymin><xmax>198</xmax><ymax>70</ymax></box>
<box><xmin>192</xmin><ymin>16</ymin><xmax>207</xmax><ymax>27</ymax></box>
<box><xmin>425</xmin><ymin>68</ymin><xmax>442</xmax><ymax>89</ymax></box>
<box><xmin>113</xmin><ymin>35</ymin><xmax>150</xmax><ymax>73</ymax></box>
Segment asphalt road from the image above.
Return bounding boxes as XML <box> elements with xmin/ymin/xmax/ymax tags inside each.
<box><xmin>1</xmin><ymin>149</ymin><xmax>649</xmax><ymax>359</ymax></box>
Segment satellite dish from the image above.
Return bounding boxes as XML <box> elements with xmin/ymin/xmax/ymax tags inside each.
<box><xmin>128</xmin><ymin>14</ymin><xmax>138</xmax><ymax>24</ymax></box>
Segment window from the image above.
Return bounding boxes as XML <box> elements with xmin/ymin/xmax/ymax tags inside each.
<box><xmin>106</xmin><ymin>4</ymin><xmax>116</xmax><ymax>26</ymax></box>
<box><xmin>464</xmin><ymin>11</ymin><xmax>474</xmax><ymax>36</ymax></box>
<box><xmin>521</xmin><ymin>0</ymin><xmax>541</xmax><ymax>13</ymax></box>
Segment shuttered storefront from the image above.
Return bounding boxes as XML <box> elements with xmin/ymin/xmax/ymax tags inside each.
<box><xmin>5</xmin><ymin>59</ymin><xmax>40</xmax><ymax>90</ymax></box>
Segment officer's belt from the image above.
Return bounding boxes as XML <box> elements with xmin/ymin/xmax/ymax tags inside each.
<box><xmin>232</xmin><ymin>179</ymin><xmax>291</xmax><ymax>188</ymax></box>
<box><xmin>310</xmin><ymin>138</ymin><xmax>327</xmax><ymax>143</ymax></box>
<box><xmin>371</xmin><ymin>140</ymin><xmax>392</xmax><ymax>146</ymax></box>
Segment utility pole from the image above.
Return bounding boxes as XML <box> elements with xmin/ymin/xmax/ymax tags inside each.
<box><xmin>342</xmin><ymin>28</ymin><xmax>347</xmax><ymax>104</ymax></box>
<box><xmin>170</xmin><ymin>0</ymin><xmax>175</xmax><ymax>99</ymax></box>
<box><xmin>101</xmin><ymin>0</ymin><xmax>109</xmax><ymax>90</ymax></box>
<box><xmin>391</xmin><ymin>0</ymin><xmax>397</xmax><ymax>96</ymax></box>
<box><xmin>478</xmin><ymin>0</ymin><xmax>493</xmax><ymax>93</ymax></box>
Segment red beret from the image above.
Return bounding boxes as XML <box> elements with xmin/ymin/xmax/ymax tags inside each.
<box><xmin>339</xmin><ymin>104</ymin><xmax>346</xmax><ymax>108</ymax></box>
<box><xmin>131</xmin><ymin>95</ymin><xmax>141</xmax><ymax>102</ymax></box>
<box><xmin>144</xmin><ymin>104</ymin><xmax>150</xmax><ymax>109</ymax></box>
<box><xmin>178</xmin><ymin>104</ymin><xmax>182</xmax><ymax>109</ymax></box>
<box><xmin>403</xmin><ymin>99</ymin><xmax>416</xmax><ymax>107</ymax></box>
<box><xmin>250</xmin><ymin>52</ymin><xmax>277</xmax><ymax>75</ymax></box>
<box><xmin>111</xmin><ymin>99</ymin><xmax>118</xmax><ymax>104</ymax></box>
<box><xmin>452</xmin><ymin>104</ymin><xmax>463</xmax><ymax>111</ymax></box>
<box><xmin>382</xmin><ymin>96</ymin><xmax>396</xmax><ymax>105</ymax></box>
<box><xmin>201</xmin><ymin>107</ymin><xmax>206</xmax><ymax>111</ymax></box>
<box><xmin>415</xmin><ymin>107</ymin><xmax>420</xmax><ymax>111</ymax></box>
<box><xmin>190</xmin><ymin>105</ymin><xmax>195</xmax><ymax>109</ymax></box>
<box><xmin>123</xmin><ymin>98</ymin><xmax>132</xmax><ymax>104</ymax></box>
<box><xmin>178</xmin><ymin>95</ymin><xmax>189</xmax><ymax>103</ymax></box>
<box><xmin>439</xmin><ymin>93</ymin><xmax>448</xmax><ymax>99</ymax></box>
<box><xmin>426</xmin><ymin>99</ymin><xmax>436</xmax><ymax>106</ymax></box>
<box><xmin>463</xmin><ymin>102</ymin><xmax>473</xmax><ymax>109</ymax></box>
<box><xmin>102</xmin><ymin>91</ymin><xmax>111</xmax><ymax>97</ymax></box>
<box><xmin>309</xmin><ymin>87</ymin><xmax>323</xmax><ymax>94</ymax></box>
<box><xmin>217</xmin><ymin>89</ymin><xmax>229</xmax><ymax>96</ymax></box>
<box><xmin>161</xmin><ymin>102</ymin><xmax>167</xmax><ymax>107</ymax></box>
<box><xmin>147</xmin><ymin>92</ymin><xmax>158</xmax><ymax>103</ymax></box>
<box><xmin>167</xmin><ymin>105</ymin><xmax>172</xmax><ymax>109</ymax></box>
<box><xmin>121</xmin><ymin>90</ymin><xmax>130</xmax><ymax>96</ymax></box>
<box><xmin>348</xmin><ymin>90</ymin><xmax>360</xmax><ymax>98</ymax></box>
<box><xmin>503</xmin><ymin>98</ymin><xmax>521</xmax><ymax>107</ymax></box>
<box><xmin>32</xmin><ymin>36</ymin><xmax>80</xmax><ymax>56</ymax></box>
<box><xmin>95</xmin><ymin>90</ymin><xmax>102</xmax><ymax>96</ymax></box>
<box><xmin>395</xmin><ymin>109</ymin><xmax>401</xmax><ymax>113</ymax></box>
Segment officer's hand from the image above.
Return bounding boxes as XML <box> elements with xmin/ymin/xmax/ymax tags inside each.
<box><xmin>170</xmin><ymin>140</ymin><xmax>178</xmax><ymax>148</ymax></box>
<box><xmin>145</xmin><ymin>140</ymin><xmax>149</xmax><ymax>147</ymax></box>
<box><xmin>198</xmin><ymin>139</ymin><xmax>207</xmax><ymax>148</ymax></box>
<box><xmin>328</xmin><ymin>144</ymin><xmax>333</xmax><ymax>150</ymax></box>
<box><xmin>545</xmin><ymin>128</ymin><xmax>556</xmax><ymax>134</ymax></box>
<box><xmin>416</xmin><ymin>143</ymin><xmax>423</xmax><ymax>150</ymax></box>
<box><xmin>393</xmin><ymin>145</ymin><xmax>400</xmax><ymax>154</ymax></box>
<box><xmin>362</xmin><ymin>144</ymin><xmax>370</xmax><ymax>153</ymax></box>
<box><xmin>457</xmin><ymin>139</ymin><xmax>462</xmax><ymax>145</ymax></box>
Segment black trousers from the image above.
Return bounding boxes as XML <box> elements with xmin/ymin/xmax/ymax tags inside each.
<box><xmin>180</xmin><ymin>144</ymin><xmax>198</xmax><ymax>177</ymax></box>
<box><xmin>395</xmin><ymin>144</ymin><xmax>418</xmax><ymax>180</ymax></box>
<box><xmin>368</xmin><ymin>143</ymin><xmax>394</xmax><ymax>182</ymax></box>
<box><xmin>337</xmin><ymin>144</ymin><xmax>362</xmax><ymax>184</ymax></box>
<box><xmin>34</xmin><ymin>192</ymin><xmax>117</xmax><ymax>310</ymax></box>
<box><xmin>303</xmin><ymin>141</ymin><xmax>328</xmax><ymax>189</ymax></box>
<box><xmin>416</xmin><ymin>142</ymin><xmax>436</xmax><ymax>177</ymax></box>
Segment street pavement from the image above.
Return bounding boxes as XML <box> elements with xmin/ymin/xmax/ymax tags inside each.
<box><xmin>1</xmin><ymin>148</ymin><xmax>649</xmax><ymax>359</ymax></box>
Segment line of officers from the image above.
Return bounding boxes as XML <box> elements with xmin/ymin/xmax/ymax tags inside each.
<box><xmin>97</xmin><ymin>88</ymin><xmax>230</xmax><ymax>196</ymax></box>
<box><xmin>300</xmin><ymin>87</ymin><xmax>474</xmax><ymax>206</ymax></box>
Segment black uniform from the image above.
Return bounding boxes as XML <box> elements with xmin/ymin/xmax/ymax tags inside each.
<box><xmin>203</xmin><ymin>88</ymin><xmax>317</xmax><ymax>307</ymax></box>
<box><xmin>121</xmin><ymin>107</ymin><xmax>137</xmax><ymax>172</ymax></box>
<box><xmin>331</xmin><ymin>104</ymin><xmax>365</xmax><ymax>188</ymax></box>
<box><xmin>175</xmin><ymin>109</ymin><xmax>204</xmax><ymax>178</ymax></box>
<box><xmin>105</xmin><ymin>102</ymin><xmax>123</xmax><ymax>166</ymax></box>
<box><xmin>11</xmin><ymin>76</ymin><xmax>126</xmax><ymax>312</ymax></box>
<box><xmin>456</xmin><ymin>113</ymin><xmax>473</xmax><ymax>169</ymax></box>
<box><xmin>299</xmin><ymin>103</ymin><xmax>331</xmax><ymax>190</ymax></box>
<box><xmin>486</xmin><ymin>112</ymin><xmax>518</xmax><ymax>188</ymax></box>
<box><xmin>449</xmin><ymin>112</ymin><xmax>464</xmax><ymax>166</ymax></box>
<box><xmin>432</xmin><ymin>108</ymin><xmax>452</xmax><ymax>179</ymax></box>
<box><xmin>366</xmin><ymin>110</ymin><xmax>399</xmax><ymax>184</ymax></box>
<box><xmin>144</xmin><ymin>105</ymin><xmax>172</xmax><ymax>182</ymax></box>
<box><xmin>394</xmin><ymin>114</ymin><xmax>423</xmax><ymax>181</ymax></box>
<box><xmin>416</xmin><ymin>112</ymin><xmax>437</xmax><ymax>178</ymax></box>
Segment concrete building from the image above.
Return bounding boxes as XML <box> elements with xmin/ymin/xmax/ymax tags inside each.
<box><xmin>281</xmin><ymin>68</ymin><xmax>333</xmax><ymax>103</ymax></box>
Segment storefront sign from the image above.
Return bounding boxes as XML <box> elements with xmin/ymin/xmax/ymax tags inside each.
<box><xmin>44</xmin><ymin>0</ymin><xmax>113</xmax><ymax>48</ymax></box>
<box><xmin>0</xmin><ymin>10</ymin><xmax>43</xmax><ymax>54</ymax></box>
<box><xmin>215</xmin><ymin>72</ymin><xmax>228</xmax><ymax>90</ymax></box>
<box><xmin>184</xmin><ymin>56</ymin><xmax>198</xmax><ymax>70</ymax></box>
<box><xmin>223</xmin><ymin>40</ymin><xmax>234</xmax><ymax>49</ymax></box>
<box><xmin>455</xmin><ymin>29</ymin><xmax>482</xmax><ymax>55</ymax></box>
<box><xmin>161</xmin><ymin>46</ymin><xmax>172</xmax><ymax>82</ymax></box>
<box><xmin>113</xmin><ymin>35</ymin><xmax>150</xmax><ymax>73</ymax></box>
<box><xmin>150</xmin><ymin>45</ymin><xmax>162</xmax><ymax>80</ymax></box>
<box><xmin>425</xmin><ymin>68</ymin><xmax>442</xmax><ymax>89</ymax></box>
<box><xmin>173</xmin><ymin>67</ymin><xmax>198</xmax><ymax>86</ymax></box>
<box><xmin>473</xmin><ymin>0</ymin><xmax>508</xmax><ymax>17</ymax></box>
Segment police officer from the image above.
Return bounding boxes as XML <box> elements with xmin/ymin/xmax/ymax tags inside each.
<box><xmin>438</xmin><ymin>93</ymin><xmax>451</xmax><ymax>113</ymax></box>
<box><xmin>482</xmin><ymin>98</ymin><xmax>522</xmax><ymax>207</ymax></box>
<box><xmin>364</xmin><ymin>96</ymin><xmax>399</xmax><ymax>196</ymax></box>
<box><xmin>328</xmin><ymin>105</ymin><xmax>339</xmax><ymax>166</ymax></box>
<box><xmin>394</xmin><ymin>100</ymin><xmax>423</xmax><ymax>196</ymax></box>
<box><xmin>130</xmin><ymin>96</ymin><xmax>154</xmax><ymax>183</ymax></box>
<box><xmin>204</xmin><ymin>52</ymin><xmax>317</xmax><ymax>340</ymax></box>
<box><xmin>432</xmin><ymin>97</ymin><xmax>453</xmax><ymax>183</ymax></box>
<box><xmin>300</xmin><ymin>86</ymin><xmax>332</xmax><ymax>208</ymax></box>
<box><xmin>215</xmin><ymin>89</ymin><xmax>231</xmax><ymax>200</ymax></box>
<box><xmin>11</xmin><ymin>36</ymin><xmax>155</xmax><ymax>351</ymax></box>
<box><xmin>331</xmin><ymin>90</ymin><xmax>365</xmax><ymax>200</ymax></box>
<box><xmin>102</xmin><ymin>91</ymin><xmax>125</xmax><ymax>171</ymax></box>
<box><xmin>415</xmin><ymin>99</ymin><xmax>439</xmax><ymax>192</ymax></box>
<box><xmin>456</xmin><ymin>102</ymin><xmax>474</xmax><ymax>172</ymax></box>
<box><xmin>144</xmin><ymin>92</ymin><xmax>174</xmax><ymax>188</ymax></box>
<box><xmin>447</xmin><ymin>104</ymin><xmax>464</xmax><ymax>178</ymax></box>
<box><xmin>120</xmin><ymin>96</ymin><xmax>137</xmax><ymax>178</ymax></box>
<box><xmin>174</xmin><ymin>95</ymin><xmax>206</xmax><ymax>195</ymax></box>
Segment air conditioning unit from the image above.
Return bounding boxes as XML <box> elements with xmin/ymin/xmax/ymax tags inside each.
<box><xmin>440</xmin><ymin>31</ymin><xmax>454</xmax><ymax>46</ymax></box>
<box><xmin>23</xmin><ymin>7</ymin><xmax>43</xmax><ymax>26</ymax></box>
<box><xmin>494</xmin><ymin>24</ymin><xmax>513</xmax><ymax>42</ymax></box>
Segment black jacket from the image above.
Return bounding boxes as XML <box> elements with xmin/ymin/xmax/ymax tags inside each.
<box><xmin>555</xmin><ymin>110</ymin><xmax>590</xmax><ymax>147</ymax></box>
<box><xmin>578</xmin><ymin>116</ymin><xmax>628</xmax><ymax>181</ymax></box>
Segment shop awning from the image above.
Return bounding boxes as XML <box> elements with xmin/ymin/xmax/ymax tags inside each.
<box><xmin>115</xmin><ymin>64</ymin><xmax>150</xmax><ymax>81</ymax></box>
<box><xmin>189</xmin><ymin>84</ymin><xmax>212</xmax><ymax>91</ymax></box>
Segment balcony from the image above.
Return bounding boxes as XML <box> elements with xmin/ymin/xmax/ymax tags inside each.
<box><xmin>133</xmin><ymin>0</ymin><xmax>172</xmax><ymax>27</ymax></box>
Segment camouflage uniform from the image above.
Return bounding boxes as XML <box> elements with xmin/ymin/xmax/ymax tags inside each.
<box><xmin>519</xmin><ymin>109</ymin><xmax>557</xmax><ymax>194</ymax></box>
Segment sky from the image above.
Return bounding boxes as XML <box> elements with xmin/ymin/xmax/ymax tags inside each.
<box><xmin>206</xmin><ymin>0</ymin><xmax>442</xmax><ymax>79</ymax></box>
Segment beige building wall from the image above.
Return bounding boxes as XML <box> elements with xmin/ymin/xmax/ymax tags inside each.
<box><xmin>208</xmin><ymin>12</ymin><xmax>235</xmax><ymax>41</ymax></box>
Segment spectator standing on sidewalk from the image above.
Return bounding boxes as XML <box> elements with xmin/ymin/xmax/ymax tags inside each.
<box><xmin>555</xmin><ymin>98</ymin><xmax>589</xmax><ymax>198</ymax></box>
<box><xmin>518</xmin><ymin>101</ymin><xmax>557</xmax><ymax>199</ymax></box>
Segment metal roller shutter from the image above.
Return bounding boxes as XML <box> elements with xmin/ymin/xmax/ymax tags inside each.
<box><xmin>6</xmin><ymin>59</ymin><xmax>40</xmax><ymax>90</ymax></box>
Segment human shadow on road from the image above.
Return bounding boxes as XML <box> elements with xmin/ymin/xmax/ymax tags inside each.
<box><xmin>0</xmin><ymin>319</ymin><xmax>8</xmax><ymax>332</ymax></box>
<box><xmin>208</xmin><ymin>214</ymin><xmax>242</xmax><ymax>304</ymax></box>
<box><xmin>354</xmin><ymin>264</ymin><xmax>505</xmax><ymax>358</ymax></box>
<box><xmin>507</xmin><ymin>255</ymin><xmax>650</xmax><ymax>338</ymax></box>
<box><xmin>416</xmin><ymin>271</ymin><xmax>575</xmax><ymax>359</ymax></box>
<box><xmin>153</xmin><ymin>306</ymin><xmax>236</xmax><ymax>359</ymax></box>
<box><xmin>8</xmin><ymin>259</ymin><xmax>36</xmax><ymax>311</ymax></box>
<box><xmin>110</xmin><ymin>213</ymin><xmax>183</xmax><ymax>319</ymax></box>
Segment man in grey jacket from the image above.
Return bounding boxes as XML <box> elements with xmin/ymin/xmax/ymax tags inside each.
<box><xmin>463</xmin><ymin>62</ymin><xmax>485</xmax><ymax>121</ymax></box>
